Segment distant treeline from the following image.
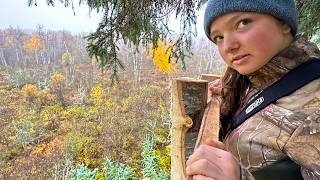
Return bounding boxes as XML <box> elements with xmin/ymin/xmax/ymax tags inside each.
<box><xmin>0</xmin><ymin>25</ymin><xmax>227</xmax><ymax>82</ymax></box>
<box><xmin>0</xmin><ymin>25</ymin><xmax>90</xmax><ymax>68</ymax></box>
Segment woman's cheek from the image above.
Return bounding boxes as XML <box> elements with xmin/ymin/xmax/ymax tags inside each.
<box><xmin>218</xmin><ymin>49</ymin><xmax>231</xmax><ymax>66</ymax></box>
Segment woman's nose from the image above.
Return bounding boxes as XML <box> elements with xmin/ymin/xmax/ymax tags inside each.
<box><xmin>223</xmin><ymin>33</ymin><xmax>240</xmax><ymax>53</ymax></box>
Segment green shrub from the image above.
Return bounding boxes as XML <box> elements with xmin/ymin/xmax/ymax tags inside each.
<box><xmin>7</xmin><ymin>67</ymin><xmax>49</xmax><ymax>89</ymax></box>
<box><xmin>141</xmin><ymin>137</ymin><xmax>169</xmax><ymax>180</ymax></box>
<box><xmin>7</xmin><ymin>68</ymin><xmax>34</xmax><ymax>88</ymax></box>
<box><xmin>103</xmin><ymin>157</ymin><xmax>136</xmax><ymax>180</ymax></box>
<box><xmin>73</xmin><ymin>163</ymin><xmax>98</xmax><ymax>180</ymax></box>
<box><xmin>53</xmin><ymin>158</ymin><xmax>75</xmax><ymax>180</ymax></box>
<box><xmin>63</xmin><ymin>130</ymin><xmax>93</xmax><ymax>160</ymax></box>
<box><xmin>0</xmin><ymin>145</ymin><xmax>23</xmax><ymax>161</ymax></box>
<box><xmin>14</xmin><ymin>118</ymin><xmax>36</xmax><ymax>149</ymax></box>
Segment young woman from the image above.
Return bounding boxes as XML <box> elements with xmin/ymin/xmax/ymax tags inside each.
<box><xmin>186</xmin><ymin>0</ymin><xmax>320</xmax><ymax>179</ymax></box>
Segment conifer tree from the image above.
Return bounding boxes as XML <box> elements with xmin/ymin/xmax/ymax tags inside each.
<box><xmin>296</xmin><ymin>0</ymin><xmax>320</xmax><ymax>43</ymax></box>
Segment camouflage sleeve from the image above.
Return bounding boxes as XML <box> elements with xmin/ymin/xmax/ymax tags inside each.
<box><xmin>284</xmin><ymin>109</ymin><xmax>320</xmax><ymax>180</ymax></box>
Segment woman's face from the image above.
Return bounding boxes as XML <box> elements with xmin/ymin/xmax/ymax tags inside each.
<box><xmin>210</xmin><ymin>12</ymin><xmax>293</xmax><ymax>75</ymax></box>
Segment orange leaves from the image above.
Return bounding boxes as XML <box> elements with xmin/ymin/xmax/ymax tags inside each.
<box><xmin>23</xmin><ymin>34</ymin><xmax>43</xmax><ymax>53</ymax></box>
<box><xmin>148</xmin><ymin>39</ymin><xmax>176</xmax><ymax>75</ymax></box>
<box><xmin>31</xmin><ymin>138</ymin><xmax>63</xmax><ymax>157</ymax></box>
<box><xmin>21</xmin><ymin>84</ymin><xmax>38</xmax><ymax>97</ymax></box>
<box><xmin>21</xmin><ymin>84</ymin><xmax>38</xmax><ymax>103</ymax></box>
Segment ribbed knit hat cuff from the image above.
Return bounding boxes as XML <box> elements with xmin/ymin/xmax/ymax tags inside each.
<box><xmin>204</xmin><ymin>0</ymin><xmax>298</xmax><ymax>41</ymax></box>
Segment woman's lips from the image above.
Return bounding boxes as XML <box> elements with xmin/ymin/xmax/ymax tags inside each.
<box><xmin>232</xmin><ymin>54</ymin><xmax>250</xmax><ymax>65</ymax></box>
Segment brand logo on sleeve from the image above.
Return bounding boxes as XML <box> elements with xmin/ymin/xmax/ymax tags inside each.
<box><xmin>245</xmin><ymin>96</ymin><xmax>264</xmax><ymax>114</ymax></box>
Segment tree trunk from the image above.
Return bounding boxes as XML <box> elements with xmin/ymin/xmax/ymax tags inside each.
<box><xmin>132</xmin><ymin>48</ymin><xmax>139</xmax><ymax>88</ymax></box>
<box><xmin>138</xmin><ymin>52</ymin><xmax>143</xmax><ymax>87</ymax></box>
<box><xmin>0</xmin><ymin>48</ymin><xmax>7</xmax><ymax>66</ymax></box>
<box><xmin>35</xmin><ymin>49</ymin><xmax>39</xmax><ymax>64</ymax></box>
<box><xmin>15</xmin><ymin>48</ymin><xmax>20</xmax><ymax>63</ymax></box>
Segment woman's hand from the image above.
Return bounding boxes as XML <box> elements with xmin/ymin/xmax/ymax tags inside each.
<box><xmin>186</xmin><ymin>139</ymin><xmax>240</xmax><ymax>180</ymax></box>
<box><xmin>208</xmin><ymin>79</ymin><xmax>222</xmax><ymax>96</ymax></box>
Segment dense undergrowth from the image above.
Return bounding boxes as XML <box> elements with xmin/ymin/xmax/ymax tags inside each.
<box><xmin>0</xmin><ymin>65</ymin><xmax>171</xmax><ymax>179</ymax></box>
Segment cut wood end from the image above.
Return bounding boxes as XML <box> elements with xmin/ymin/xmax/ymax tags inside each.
<box><xmin>176</xmin><ymin>77</ymin><xmax>209</xmax><ymax>83</ymax></box>
<box><xmin>200</xmin><ymin>74</ymin><xmax>221</xmax><ymax>82</ymax></box>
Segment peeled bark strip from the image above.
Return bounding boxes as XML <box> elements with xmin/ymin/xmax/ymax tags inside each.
<box><xmin>195</xmin><ymin>74</ymin><xmax>221</xmax><ymax>147</ymax></box>
<box><xmin>194</xmin><ymin>95</ymin><xmax>220</xmax><ymax>148</ymax></box>
<box><xmin>170</xmin><ymin>78</ymin><xmax>208</xmax><ymax>180</ymax></box>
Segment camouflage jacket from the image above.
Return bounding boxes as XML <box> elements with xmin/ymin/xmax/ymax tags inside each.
<box><xmin>223</xmin><ymin>37</ymin><xmax>320</xmax><ymax>180</ymax></box>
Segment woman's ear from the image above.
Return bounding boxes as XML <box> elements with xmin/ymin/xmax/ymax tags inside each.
<box><xmin>281</xmin><ymin>22</ymin><xmax>292</xmax><ymax>34</ymax></box>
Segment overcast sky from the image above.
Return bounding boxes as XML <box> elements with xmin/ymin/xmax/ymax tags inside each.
<box><xmin>0</xmin><ymin>0</ymin><xmax>206</xmax><ymax>36</ymax></box>
<box><xmin>0</xmin><ymin>0</ymin><xmax>102</xmax><ymax>33</ymax></box>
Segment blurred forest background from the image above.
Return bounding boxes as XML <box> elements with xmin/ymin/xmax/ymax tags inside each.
<box><xmin>1</xmin><ymin>0</ymin><xmax>319</xmax><ymax>179</ymax></box>
<box><xmin>0</xmin><ymin>26</ymin><xmax>224</xmax><ymax>179</ymax></box>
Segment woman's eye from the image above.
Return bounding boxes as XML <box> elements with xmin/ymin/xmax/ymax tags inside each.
<box><xmin>237</xmin><ymin>19</ymin><xmax>251</xmax><ymax>29</ymax></box>
<box><xmin>213</xmin><ymin>35</ymin><xmax>223</xmax><ymax>44</ymax></box>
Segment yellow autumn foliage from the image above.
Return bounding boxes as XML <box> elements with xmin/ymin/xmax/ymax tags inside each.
<box><xmin>50</xmin><ymin>72</ymin><xmax>65</xmax><ymax>86</ymax></box>
<box><xmin>148</xmin><ymin>39</ymin><xmax>176</xmax><ymax>75</ymax></box>
<box><xmin>90</xmin><ymin>83</ymin><xmax>104</xmax><ymax>106</ymax></box>
<box><xmin>38</xmin><ymin>88</ymin><xmax>55</xmax><ymax>104</ymax></box>
<box><xmin>23</xmin><ymin>34</ymin><xmax>43</xmax><ymax>53</ymax></box>
<box><xmin>60</xmin><ymin>106</ymin><xmax>93</xmax><ymax>123</ymax></box>
<box><xmin>61</xmin><ymin>52</ymin><xmax>71</xmax><ymax>64</ymax></box>
<box><xmin>89</xmin><ymin>83</ymin><xmax>113</xmax><ymax>116</ymax></box>
<box><xmin>155</xmin><ymin>145</ymin><xmax>171</xmax><ymax>173</ymax></box>
<box><xmin>21</xmin><ymin>84</ymin><xmax>39</xmax><ymax>104</ymax></box>
<box><xmin>40</xmin><ymin>104</ymin><xmax>64</xmax><ymax>122</ymax></box>
<box><xmin>21</xmin><ymin>84</ymin><xmax>38</xmax><ymax>98</ymax></box>
<box><xmin>50</xmin><ymin>72</ymin><xmax>66</xmax><ymax>106</ymax></box>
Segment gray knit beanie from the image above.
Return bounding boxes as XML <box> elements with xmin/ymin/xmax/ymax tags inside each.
<box><xmin>204</xmin><ymin>0</ymin><xmax>298</xmax><ymax>41</ymax></box>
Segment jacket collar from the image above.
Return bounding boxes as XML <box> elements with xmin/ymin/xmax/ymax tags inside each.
<box><xmin>247</xmin><ymin>36</ymin><xmax>320</xmax><ymax>90</ymax></box>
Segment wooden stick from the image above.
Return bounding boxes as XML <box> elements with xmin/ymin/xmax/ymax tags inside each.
<box><xmin>195</xmin><ymin>75</ymin><xmax>221</xmax><ymax>146</ymax></box>
<box><xmin>170</xmin><ymin>75</ymin><xmax>221</xmax><ymax>179</ymax></box>
<box><xmin>194</xmin><ymin>95</ymin><xmax>220</xmax><ymax>148</ymax></box>
<box><xmin>170</xmin><ymin>78</ymin><xmax>208</xmax><ymax>180</ymax></box>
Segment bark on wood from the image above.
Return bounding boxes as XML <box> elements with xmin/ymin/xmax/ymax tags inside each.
<box><xmin>170</xmin><ymin>78</ymin><xmax>208</xmax><ymax>180</ymax></box>
<box><xmin>171</xmin><ymin>75</ymin><xmax>221</xmax><ymax>180</ymax></box>
<box><xmin>195</xmin><ymin>74</ymin><xmax>221</xmax><ymax>148</ymax></box>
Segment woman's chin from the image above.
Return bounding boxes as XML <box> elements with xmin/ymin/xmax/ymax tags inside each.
<box><xmin>235</xmin><ymin>68</ymin><xmax>257</xmax><ymax>75</ymax></box>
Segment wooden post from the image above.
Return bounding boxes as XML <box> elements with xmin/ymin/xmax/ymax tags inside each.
<box><xmin>170</xmin><ymin>75</ymin><xmax>221</xmax><ymax>179</ymax></box>
<box><xmin>170</xmin><ymin>78</ymin><xmax>208</xmax><ymax>180</ymax></box>
<box><xmin>195</xmin><ymin>74</ymin><xmax>221</xmax><ymax>148</ymax></box>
